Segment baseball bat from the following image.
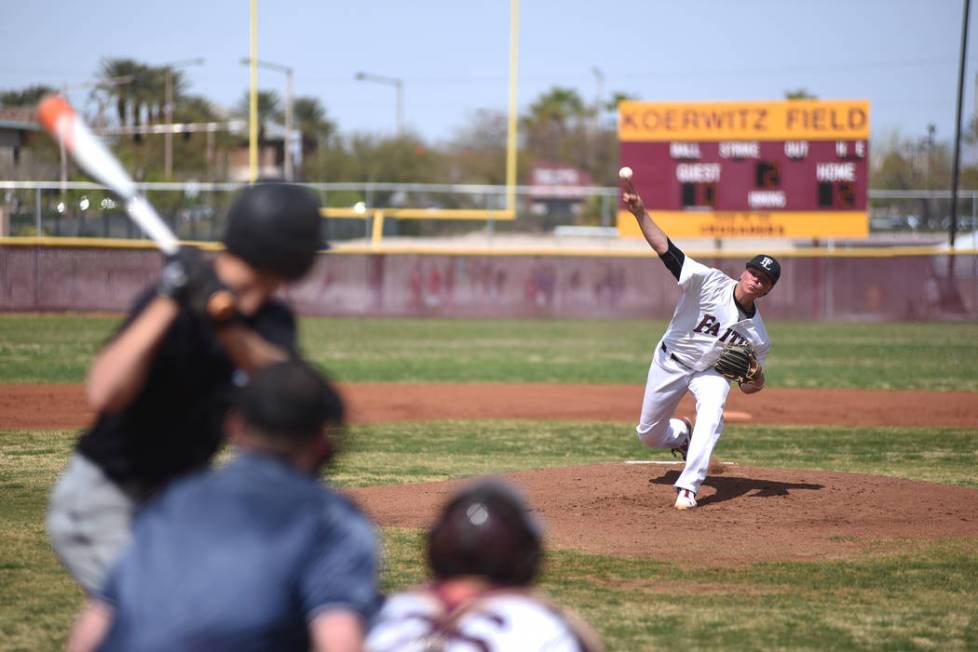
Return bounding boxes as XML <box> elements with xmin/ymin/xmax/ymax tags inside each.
<box><xmin>37</xmin><ymin>95</ymin><xmax>235</xmax><ymax>319</ymax></box>
<box><xmin>38</xmin><ymin>95</ymin><xmax>179</xmax><ymax>255</ymax></box>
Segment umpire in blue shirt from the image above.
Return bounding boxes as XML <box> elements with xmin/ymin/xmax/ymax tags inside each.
<box><xmin>66</xmin><ymin>361</ymin><xmax>380</xmax><ymax>652</ymax></box>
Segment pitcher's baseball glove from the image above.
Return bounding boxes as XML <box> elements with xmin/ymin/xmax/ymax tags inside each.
<box><xmin>714</xmin><ymin>343</ymin><xmax>759</xmax><ymax>384</ymax></box>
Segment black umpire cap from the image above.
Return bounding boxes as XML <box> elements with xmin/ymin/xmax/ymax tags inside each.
<box><xmin>236</xmin><ymin>360</ymin><xmax>345</xmax><ymax>442</ymax></box>
<box><xmin>746</xmin><ymin>254</ymin><xmax>781</xmax><ymax>286</ymax></box>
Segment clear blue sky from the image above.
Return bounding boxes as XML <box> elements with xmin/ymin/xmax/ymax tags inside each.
<box><xmin>1</xmin><ymin>0</ymin><xmax>974</xmax><ymax>146</ymax></box>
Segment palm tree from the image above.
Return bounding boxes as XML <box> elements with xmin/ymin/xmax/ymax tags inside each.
<box><xmin>522</xmin><ymin>86</ymin><xmax>587</xmax><ymax>161</ymax></box>
<box><xmin>291</xmin><ymin>96</ymin><xmax>336</xmax><ymax>156</ymax></box>
<box><xmin>98</xmin><ymin>58</ymin><xmax>144</xmax><ymax>126</ymax></box>
<box><xmin>98</xmin><ymin>59</ymin><xmax>186</xmax><ymax>136</ymax></box>
<box><xmin>174</xmin><ymin>95</ymin><xmax>218</xmax><ymax>123</ymax></box>
<box><xmin>235</xmin><ymin>90</ymin><xmax>281</xmax><ymax>145</ymax></box>
<box><xmin>235</xmin><ymin>89</ymin><xmax>281</xmax><ymax>123</ymax></box>
<box><xmin>527</xmin><ymin>87</ymin><xmax>585</xmax><ymax>127</ymax></box>
<box><xmin>143</xmin><ymin>66</ymin><xmax>187</xmax><ymax>124</ymax></box>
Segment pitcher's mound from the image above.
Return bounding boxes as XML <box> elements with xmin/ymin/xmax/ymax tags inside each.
<box><xmin>350</xmin><ymin>463</ymin><xmax>978</xmax><ymax>566</ymax></box>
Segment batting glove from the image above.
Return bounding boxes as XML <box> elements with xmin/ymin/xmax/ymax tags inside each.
<box><xmin>158</xmin><ymin>247</ymin><xmax>204</xmax><ymax>302</ymax></box>
<box><xmin>158</xmin><ymin>247</ymin><xmax>235</xmax><ymax>323</ymax></box>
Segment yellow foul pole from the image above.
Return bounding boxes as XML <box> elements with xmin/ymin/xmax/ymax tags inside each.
<box><xmin>249</xmin><ymin>0</ymin><xmax>258</xmax><ymax>183</ymax></box>
<box><xmin>505</xmin><ymin>0</ymin><xmax>519</xmax><ymax>213</ymax></box>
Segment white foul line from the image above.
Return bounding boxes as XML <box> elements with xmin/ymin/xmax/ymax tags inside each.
<box><xmin>624</xmin><ymin>460</ymin><xmax>737</xmax><ymax>465</ymax></box>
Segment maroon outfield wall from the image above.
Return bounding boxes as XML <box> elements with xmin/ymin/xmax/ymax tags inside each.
<box><xmin>1</xmin><ymin>245</ymin><xmax>975</xmax><ymax>320</ymax></box>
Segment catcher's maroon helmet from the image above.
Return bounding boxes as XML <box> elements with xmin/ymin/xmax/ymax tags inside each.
<box><xmin>427</xmin><ymin>478</ymin><xmax>543</xmax><ymax>586</ymax></box>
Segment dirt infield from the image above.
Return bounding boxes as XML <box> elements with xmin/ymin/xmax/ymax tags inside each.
<box><xmin>4</xmin><ymin>382</ymin><xmax>977</xmax><ymax>565</ymax></box>
<box><xmin>350</xmin><ymin>463</ymin><xmax>978</xmax><ymax>565</ymax></box>
<box><xmin>3</xmin><ymin>383</ymin><xmax>978</xmax><ymax>429</ymax></box>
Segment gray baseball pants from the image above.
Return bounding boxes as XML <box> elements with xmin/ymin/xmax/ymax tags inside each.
<box><xmin>46</xmin><ymin>453</ymin><xmax>135</xmax><ymax>595</ymax></box>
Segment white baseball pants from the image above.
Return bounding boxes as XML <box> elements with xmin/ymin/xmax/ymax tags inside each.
<box><xmin>635</xmin><ymin>345</ymin><xmax>731</xmax><ymax>495</ymax></box>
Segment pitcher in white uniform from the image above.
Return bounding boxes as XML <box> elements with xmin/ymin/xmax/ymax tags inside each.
<box><xmin>623</xmin><ymin>185</ymin><xmax>781</xmax><ymax>511</ymax></box>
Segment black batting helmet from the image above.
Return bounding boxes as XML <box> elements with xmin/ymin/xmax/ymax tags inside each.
<box><xmin>223</xmin><ymin>182</ymin><xmax>324</xmax><ymax>281</ymax></box>
<box><xmin>427</xmin><ymin>478</ymin><xmax>543</xmax><ymax>587</ymax></box>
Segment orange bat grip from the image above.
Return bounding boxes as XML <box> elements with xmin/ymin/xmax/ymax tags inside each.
<box><xmin>207</xmin><ymin>290</ymin><xmax>237</xmax><ymax>322</ymax></box>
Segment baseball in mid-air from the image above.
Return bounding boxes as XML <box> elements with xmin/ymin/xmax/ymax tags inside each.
<box><xmin>618</xmin><ymin>166</ymin><xmax>633</xmax><ymax>180</ymax></box>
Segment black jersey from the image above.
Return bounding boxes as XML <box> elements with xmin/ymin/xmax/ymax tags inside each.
<box><xmin>76</xmin><ymin>287</ymin><xmax>297</xmax><ymax>498</ymax></box>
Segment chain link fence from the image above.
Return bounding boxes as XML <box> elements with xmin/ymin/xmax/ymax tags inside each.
<box><xmin>1</xmin><ymin>182</ymin><xmax>976</xmax><ymax>246</ymax></box>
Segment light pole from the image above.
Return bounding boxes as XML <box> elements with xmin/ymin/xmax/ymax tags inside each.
<box><xmin>241</xmin><ymin>58</ymin><xmax>294</xmax><ymax>181</ymax></box>
<box><xmin>162</xmin><ymin>58</ymin><xmax>205</xmax><ymax>179</ymax></box>
<box><xmin>355</xmin><ymin>71</ymin><xmax>404</xmax><ymax>136</ymax></box>
<box><xmin>590</xmin><ymin>66</ymin><xmax>604</xmax><ymax>167</ymax></box>
<box><xmin>591</xmin><ymin>66</ymin><xmax>604</xmax><ymax>126</ymax></box>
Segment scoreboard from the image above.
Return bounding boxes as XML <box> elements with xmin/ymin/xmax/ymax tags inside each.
<box><xmin>618</xmin><ymin>99</ymin><xmax>870</xmax><ymax>239</ymax></box>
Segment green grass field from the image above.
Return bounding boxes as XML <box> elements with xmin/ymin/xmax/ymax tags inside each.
<box><xmin>1</xmin><ymin>315</ymin><xmax>977</xmax><ymax>650</ymax></box>
<box><xmin>2</xmin><ymin>315</ymin><xmax>978</xmax><ymax>390</ymax></box>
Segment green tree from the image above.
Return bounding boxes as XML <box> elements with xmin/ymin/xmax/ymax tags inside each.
<box><xmin>290</xmin><ymin>96</ymin><xmax>337</xmax><ymax>158</ymax></box>
<box><xmin>589</xmin><ymin>90</ymin><xmax>635</xmax><ymax>186</ymax></box>
<box><xmin>518</xmin><ymin>85</ymin><xmax>629</xmax><ymax>187</ymax></box>
<box><xmin>785</xmin><ymin>88</ymin><xmax>818</xmax><ymax>100</ymax></box>
<box><xmin>235</xmin><ymin>90</ymin><xmax>281</xmax><ymax>124</ymax></box>
<box><xmin>235</xmin><ymin>90</ymin><xmax>282</xmax><ymax>146</ymax></box>
<box><xmin>874</xmin><ymin>150</ymin><xmax>914</xmax><ymax>189</ymax></box>
<box><xmin>98</xmin><ymin>58</ymin><xmax>186</xmax><ymax>147</ymax></box>
<box><xmin>98</xmin><ymin>58</ymin><xmax>144</xmax><ymax>126</ymax></box>
<box><xmin>522</xmin><ymin>86</ymin><xmax>587</xmax><ymax>162</ymax></box>
<box><xmin>446</xmin><ymin>109</ymin><xmax>510</xmax><ymax>185</ymax></box>
<box><xmin>605</xmin><ymin>91</ymin><xmax>635</xmax><ymax>113</ymax></box>
<box><xmin>168</xmin><ymin>95</ymin><xmax>233</xmax><ymax>181</ymax></box>
<box><xmin>869</xmin><ymin>129</ymin><xmax>962</xmax><ymax>229</ymax></box>
<box><xmin>143</xmin><ymin>66</ymin><xmax>186</xmax><ymax>124</ymax></box>
<box><xmin>92</xmin><ymin>60</ymin><xmax>204</xmax><ymax>182</ymax></box>
<box><xmin>0</xmin><ymin>85</ymin><xmax>55</xmax><ymax>106</ymax></box>
<box><xmin>303</xmin><ymin>132</ymin><xmax>445</xmax><ymax>187</ymax></box>
<box><xmin>173</xmin><ymin>95</ymin><xmax>218</xmax><ymax>123</ymax></box>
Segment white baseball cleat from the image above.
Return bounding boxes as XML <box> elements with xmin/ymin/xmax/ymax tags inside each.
<box><xmin>674</xmin><ymin>489</ymin><xmax>697</xmax><ymax>510</ymax></box>
<box><xmin>670</xmin><ymin>417</ymin><xmax>693</xmax><ymax>461</ymax></box>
